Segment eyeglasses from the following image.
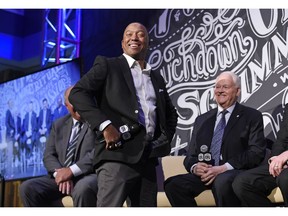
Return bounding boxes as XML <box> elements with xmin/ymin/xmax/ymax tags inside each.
<box><xmin>214</xmin><ymin>85</ymin><xmax>235</xmax><ymax>91</ymax></box>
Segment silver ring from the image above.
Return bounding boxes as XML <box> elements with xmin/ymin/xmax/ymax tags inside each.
<box><xmin>115</xmin><ymin>141</ymin><xmax>122</xmax><ymax>147</ymax></box>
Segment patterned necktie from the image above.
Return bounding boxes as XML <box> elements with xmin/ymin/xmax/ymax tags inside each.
<box><xmin>64</xmin><ymin>121</ymin><xmax>82</xmax><ymax>167</ymax></box>
<box><xmin>210</xmin><ymin>110</ymin><xmax>228</xmax><ymax>166</ymax></box>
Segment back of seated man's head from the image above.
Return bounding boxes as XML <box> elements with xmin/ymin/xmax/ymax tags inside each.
<box><xmin>64</xmin><ymin>86</ymin><xmax>81</xmax><ymax>121</ymax></box>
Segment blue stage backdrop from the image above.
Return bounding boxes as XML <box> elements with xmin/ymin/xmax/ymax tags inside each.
<box><xmin>0</xmin><ymin>59</ymin><xmax>81</xmax><ymax>180</ymax></box>
<box><xmin>147</xmin><ymin>9</ymin><xmax>288</xmax><ymax>155</ymax></box>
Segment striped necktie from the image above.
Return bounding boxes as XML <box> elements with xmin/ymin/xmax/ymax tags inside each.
<box><xmin>210</xmin><ymin>110</ymin><xmax>228</xmax><ymax>166</ymax></box>
<box><xmin>64</xmin><ymin>121</ymin><xmax>82</xmax><ymax>167</ymax></box>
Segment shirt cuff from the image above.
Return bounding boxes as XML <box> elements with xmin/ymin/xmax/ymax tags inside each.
<box><xmin>191</xmin><ymin>162</ymin><xmax>233</xmax><ymax>173</ymax></box>
<box><xmin>69</xmin><ymin>164</ymin><xmax>82</xmax><ymax>177</ymax></box>
<box><xmin>225</xmin><ymin>162</ymin><xmax>234</xmax><ymax>170</ymax></box>
<box><xmin>99</xmin><ymin>120</ymin><xmax>112</xmax><ymax>131</ymax></box>
<box><xmin>190</xmin><ymin>164</ymin><xmax>197</xmax><ymax>173</ymax></box>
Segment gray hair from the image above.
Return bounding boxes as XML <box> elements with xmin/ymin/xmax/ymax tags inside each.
<box><xmin>216</xmin><ymin>71</ymin><xmax>241</xmax><ymax>88</ymax></box>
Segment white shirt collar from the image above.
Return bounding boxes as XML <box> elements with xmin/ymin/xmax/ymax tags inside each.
<box><xmin>217</xmin><ymin>103</ymin><xmax>236</xmax><ymax>116</ymax></box>
<box><xmin>122</xmin><ymin>53</ymin><xmax>152</xmax><ymax>73</ymax></box>
<box><xmin>72</xmin><ymin>118</ymin><xmax>80</xmax><ymax>127</ymax></box>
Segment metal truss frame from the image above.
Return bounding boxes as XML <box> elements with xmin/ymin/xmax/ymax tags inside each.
<box><xmin>41</xmin><ymin>9</ymin><xmax>81</xmax><ymax>67</ymax></box>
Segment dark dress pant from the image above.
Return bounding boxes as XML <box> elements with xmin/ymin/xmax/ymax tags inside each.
<box><xmin>233</xmin><ymin>164</ymin><xmax>288</xmax><ymax>206</ymax></box>
<box><xmin>164</xmin><ymin>169</ymin><xmax>243</xmax><ymax>207</ymax></box>
<box><xmin>96</xmin><ymin>158</ymin><xmax>158</xmax><ymax>207</ymax></box>
<box><xmin>20</xmin><ymin>174</ymin><xmax>98</xmax><ymax>207</ymax></box>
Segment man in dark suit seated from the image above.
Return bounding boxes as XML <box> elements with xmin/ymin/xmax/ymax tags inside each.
<box><xmin>19</xmin><ymin>86</ymin><xmax>98</xmax><ymax>207</ymax></box>
<box><xmin>53</xmin><ymin>96</ymin><xmax>68</xmax><ymax>122</ymax></box>
<box><xmin>164</xmin><ymin>71</ymin><xmax>266</xmax><ymax>207</ymax></box>
<box><xmin>37</xmin><ymin>98</ymin><xmax>53</xmax><ymax>138</ymax></box>
<box><xmin>21</xmin><ymin>100</ymin><xmax>38</xmax><ymax>162</ymax></box>
<box><xmin>233</xmin><ymin>104</ymin><xmax>288</xmax><ymax>207</ymax></box>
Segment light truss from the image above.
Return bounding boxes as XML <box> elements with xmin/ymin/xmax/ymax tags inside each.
<box><xmin>42</xmin><ymin>9</ymin><xmax>81</xmax><ymax>67</ymax></box>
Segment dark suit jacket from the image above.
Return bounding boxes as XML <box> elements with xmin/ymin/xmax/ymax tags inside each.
<box><xmin>69</xmin><ymin>55</ymin><xmax>178</xmax><ymax>166</ymax></box>
<box><xmin>5</xmin><ymin>109</ymin><xmax>14</xmax><ymax>137</ymax></box>
<box><xmin>53</xmin><ymin>105</ymin><xmax>68</xmax><ymax>121</ymax></box>
<box><xmin>184</xmin><ymin>102</ymin><xmax>266</xmax><ymax>171</ymax></box>
<box><xmin>22</xmin><ymin>111</ymin><xmax>37</xmax><ymax>133</ymax></box>
<box><xmin>271</xmin><ymin>104</ymin><xmax>288</xmax><ymax>156</ymax></box>
<box><xmin>15</xmin><ymin>115</ymin><xmax>22</xmax><ymax>135</ymax></box>
<box><xmin>5</xmin><ymin>110</ymin><xmax>22</xmax><ymax>143</ymax></box>
<box><xmin>43</xmin><ymin>114</ymin><xmax>96</xmax><ymax>175</ymax></box>
<box><xmin>38</xmin><ymin>108</ymin><xmax>53</xmax><ymax>132</ymax></box>
<box><xmin>22</xmin><ymin>111</ymin><xmax>38</xmax><ymax>144</ymax></box>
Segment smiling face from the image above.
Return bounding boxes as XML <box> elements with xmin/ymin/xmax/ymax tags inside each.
<box><xmin>214</xmin><ymin>72</ymin><xmax>241</xmax><ymax>109</ymax></box>
<box><xmin>121</xmin><ymin>22</ymin><xmax>149</xmax><ymax>61</ymax></box>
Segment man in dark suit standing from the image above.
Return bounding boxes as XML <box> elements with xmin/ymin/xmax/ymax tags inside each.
<box><xmin>5</xmin><ymin>99</ymin><xmax>22</xmax><ymax>167</ymax></box>
<box><xmin>164</xmin><ymin>71</ymin><xmax>266</xmax><ymax>207</ymax></box>
<box><xmin>233</xmin><ymin>104</ymin><xmax>288</xmax><ymax>207</ymax></box>
<box><xmin>19</xmin><ymin>86</ymin><xmax>98</xmax><ymax>207</ymax></box>
<box><xmin>69</xmin><ymin>22</ymin><xmax>178</xmax><ymax>207</ymax></box>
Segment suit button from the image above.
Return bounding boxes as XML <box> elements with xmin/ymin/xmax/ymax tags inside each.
<box><xmin>135</xmin><ymin>110</ymin><xmax>138</xmax><ymax>114</ymax></box>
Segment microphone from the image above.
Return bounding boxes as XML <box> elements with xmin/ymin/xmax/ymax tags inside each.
<box><xmin>198</xmin><ymin>145</ymin><xmax>214</xmax><ymax>165</ymax></box>
<box><xmin>108</xmin><ymin>124</ymin><xmax>141</xmax><ymax>150</ymax></box>
<box><xmin>119</xmin><ymin>125</ymin><xmax>131</xmax><ymax>141</ymax></box>
<box><xmin>119</xmin><ymin>124</ymin><xmax>141</xmax><ymax>141</ymax></box>
<box><xmin>98</xmin><ymin>124</ymin><xmax>142</xmax><ymax>150</ymax></box>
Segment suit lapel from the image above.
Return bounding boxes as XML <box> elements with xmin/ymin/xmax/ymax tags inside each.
<box><xmin>116</xmin><ymin>56</ymin><xmax>139</xmax><ymax>122</ymax></box>
<box><xmin>150</xmin><ymin>73</ymin><xmax>159</xmax><ymax>95</ymax></box>
<box><xmin>61</xmin><ymin>117</ymin><xmax>73</xmax><ymax>162</ymax></box>
<box><xmin>117</xmin><ymin>55</ymin><xmax>138</xmax><ymax>100</ymax></box>
<box><xmin>150</xmin><ymin>72</ymin><xmax>166</xmax><ymax>128</ymax></box>
<box><xmin>206</xmin><ymin>110</ymin><xmax>217</xmax><ymax>149</ymax></box>
<box><xmin>194</xmin><ymin>110</ymin><xmax>217</xmax><ymax>151</ymax></box>
<box><xmin>75</xmin><ymin>124</ymin><xmax>88</xmax><ymax>157</ymax></box>
<box><xmin>223</xmin><ymin>103</ymin><xmax>242</xmax><ymax>141</ymax></box>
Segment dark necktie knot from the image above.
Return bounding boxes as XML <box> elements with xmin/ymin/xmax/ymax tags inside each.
<box><xmin>221</xmin><ymin>109</ymin><xmax>228</xmax><ymax>116</ymax></box>
<box><xmin>74</xmin><ymin>121</ymin><xmax>82</xmax><ymax>128</ymax></box>
<box><xmin>220</xmin><ymin>110</ymin><xmax>228</xmax><ymax>125</ymax></box>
